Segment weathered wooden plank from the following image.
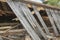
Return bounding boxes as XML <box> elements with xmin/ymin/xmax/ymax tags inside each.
<box><xmin>19</xmin><ymin>3</ymin><xmax>43</xmax><ymax>39</ymax></box>
<box><xmin>45</xmin><ymin>8</ymin><xmax>59</xmax><ymax>36</ymax></box>
<box><xmin>50</xmin><ymin>9</ymin><xmax>60</xmax><ymax>32</ymax></box>
<box><xmin>54</xmin><ymin>10</ymin><xmax>60</xmax><ymax>25</ymax></box>
<box><xmin>7</xmin><ymin>0</ymin><xmax>41</xmax><ymax>40</ymax></box>
<box><xmin>19</xmin><ymin>3</ymin><xmax>48</xmax><ymax>40</ymax></box>
<box><xmin>32</xmin><ymin>5</ymin><xmax>51</xmax><ymax>35</ymax></box>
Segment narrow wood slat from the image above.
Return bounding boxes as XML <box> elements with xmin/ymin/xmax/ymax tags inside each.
<box><xmin>20</xmin><ymin>3</ymin><xmax>48</xmax><ymax>40</ymax></box>
<box><xmin>19</xmin><ymin>3</ymin><xmax>42</xmax><ymax>38</ymax></box>
<box><xmin>32</xmin><ymin>5</ymin><xmax>51</xmax><ymax>35</ymax></box>
<box><xmin>45</xmin><ymin>8</ymin><xmax>59</xmax><ymax>36</ymax></box>
<box><xmin>54</xmin><ymin>10</ymin><xmax>60</xmax><ymax>25</ymax></box>
<box><xmin>7</xmin><ymin>0</ymin><xmax>41</xmax><ymax>40</ymax></box>
<box><xmin>50</xmin><ymin>9</ymin><xmax>60</xmax><ymax>32</ymax></box>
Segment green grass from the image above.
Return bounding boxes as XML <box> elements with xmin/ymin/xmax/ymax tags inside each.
<box><xmin>44</xmin><ymin>0</ymin><xmax>60</xmax><ymax>7</ymax></box>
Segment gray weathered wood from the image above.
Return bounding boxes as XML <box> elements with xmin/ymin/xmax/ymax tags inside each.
<box><xmin>54</xmin><ymin>10</ymin><xmax>60</xmax><ymax>25</ymax></box>
<box><xmin>50</xmin><ymin>9</ymin><xmax>60</xmax><ymax>31</ymax></box>
<box><xmin>19</xmin><ymin>3</ymin><xmax>48</xmax><ymax>40</ymax></box>
<box><xmin>45</xmin><ymin>8</ymin><xmax>59</xmax><ymax>36</ymax></box>
<box><xmin>7</xmin><ymin>0</ymin><xmax>41</xmax><ymax>40</ymax></box>
<box><xmin>32</xmin><ymin>5</ymin><xmax>51</xmax><ymax>35</ymax></box>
